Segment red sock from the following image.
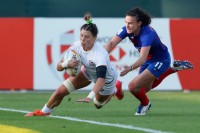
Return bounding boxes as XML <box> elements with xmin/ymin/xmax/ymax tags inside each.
<box><xmin>131</xmin><ymin>88</ymin><xmax>149</xmax><ymax>106</ymax></box>
<box><xmin>130</xmin><ymin>68</ymin><xmax>176</xmax><ymax>106</ymax></box>
<box><xmin>152</xmin><ymin>67</ymin><xmax>176</xmax><ymax>89</ymax></box>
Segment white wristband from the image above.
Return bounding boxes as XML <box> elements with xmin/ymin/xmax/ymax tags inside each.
<box><xmin>87</xmin><ymin>91</ymin><xmax>95</xmax><ymax>99</ymax></box>
<box><xmin>61</xmin><ymin>60</ymin><xmax>69</xmax><ymax>68</ymax></box>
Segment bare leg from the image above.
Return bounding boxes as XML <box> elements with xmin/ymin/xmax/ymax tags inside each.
<box><xmin>128</xmin><ymin>69</ymin><xmax>155</xmax><ymax>106</ymax></box>
<box><xmin>94</xmin><ymin>93</ymin><xmax>113</xmax><ymax>109</ymax></box>
<box><xmin>46</xmin><ymin>85</ymin><xmax>69</xmax><ymax>109</ymax></box>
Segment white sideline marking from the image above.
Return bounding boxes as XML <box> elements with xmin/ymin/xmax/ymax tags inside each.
<box><xmin>0</xmin><ymin>107</ymin><xmax>173</xmax><ymax>133</ymax></box>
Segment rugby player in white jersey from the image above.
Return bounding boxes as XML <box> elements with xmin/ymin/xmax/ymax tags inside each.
<box><xmin>25</xmin><ymin>14</ymin><xmax>123</xmax><ymax>116</ymax></box>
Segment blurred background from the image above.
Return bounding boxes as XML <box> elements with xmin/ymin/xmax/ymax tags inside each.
<box><xmin>1</xmin><ymin>0</ymin><xmax>200</xmax><ymax>18</ymax></box>
<box><xmin>0</xmin><ymin>0</ymin><xmax>199</xmax><ymax>91</ymax></box>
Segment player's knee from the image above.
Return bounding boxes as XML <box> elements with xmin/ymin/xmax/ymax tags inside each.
<box><xmin>128</xmin><ymin>82</ymin><xmax>139</xmax><ymax>93</ymax></box>
<box><xmin>62</xmin><ymin>79</ymin><xmax>76</xmax><ymax>93</ymax></box>
<box><xmin>93</xmin><ymin>97</ymin><xmax>106</xmax><ymax>109</ymax></box>
<box><xmin>94</xmin><ymin>105</ymin><xmax>102</xmax><ymax>109</ymax></box>
<box><xmin>54</xmin><ymin>88</ymin><xmax>66</xmax><ymax>97</ymax></box>
<box><xmin>128</xmin><ymin>82</ymin><xmax>136</xmax><ymax>91</ymax></box>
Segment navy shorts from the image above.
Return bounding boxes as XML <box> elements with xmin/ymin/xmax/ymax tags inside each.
<box><xmin>139</xmin><ymin>56</ymin><xmax>171</xmax><ymax>78</ymax></box>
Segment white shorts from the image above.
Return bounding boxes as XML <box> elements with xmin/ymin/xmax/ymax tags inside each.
<box><xmin>81</xmin><ymin>66</ymin><xmax>118</xmax><ymax>96</ymax></box>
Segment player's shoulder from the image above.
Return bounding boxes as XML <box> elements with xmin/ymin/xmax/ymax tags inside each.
<box><xmin>117</xmin><ymin>26</ymin><xmax>127</xmax><ymax>35</ymax></box>
<box><xmin>93</xmin><ymin>42</ymin><xmax>109</xmax><ymax>58</ymax></box>
<box><xmin>142</xmin><ymin>26</ymin><xmax>156</xmax><ymax>34</ymax></box>
<box><xmin>140</xmin><ymin>26</ymin><xmax>157</xmax><ymax>38</ymax></box>
<box><xmin>71</xmin><ymin>40</ymin><xmax>82</xmax><ymax>49</ymax></box>
<box><xmin>94</xmin><ymin>42</ymin><xmax>107</xmax><ymax>52</ymax></box>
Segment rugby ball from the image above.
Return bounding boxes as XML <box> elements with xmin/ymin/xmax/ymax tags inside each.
<box><xmin>63</xmin><ymin>49</ymin><xmax>81</xmax><ymax>77</ymax></box>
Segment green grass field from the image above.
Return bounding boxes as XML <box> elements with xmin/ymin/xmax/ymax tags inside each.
<box><xmin>0</xmin><ymin>91</ymin><xmax>200</xmax><ymax>133</ymax></box>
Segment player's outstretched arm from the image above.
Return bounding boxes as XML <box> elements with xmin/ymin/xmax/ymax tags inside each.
<box><xmin>104</xmin><ymin>35</ymin><xmax>122</xmax><ymax>53</ymax></box>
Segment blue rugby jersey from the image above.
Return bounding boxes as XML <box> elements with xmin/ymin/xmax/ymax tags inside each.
<box><xmin>117</xmin><ymin>26</ymin><xmax>169</xmax><ymax>61</ymax></box>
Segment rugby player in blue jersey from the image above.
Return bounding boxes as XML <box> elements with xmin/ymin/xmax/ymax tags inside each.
<box><xmin>104</xmin><ymin>7</ymin><xmax>193</xmax><ymax>115</ymax></box>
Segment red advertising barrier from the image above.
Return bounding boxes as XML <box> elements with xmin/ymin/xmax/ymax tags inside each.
<box><xmin>0</xmin><ymin>18</ymin><xmax>33</xmax><ymax>90</ymax></box>
<box><xmin>170</xmin><ymin>19</ymin><xmax>200</xmax><ymax>90</ymax></box>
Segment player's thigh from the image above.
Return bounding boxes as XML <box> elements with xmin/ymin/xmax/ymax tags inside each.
<box><xmin>68</xmin><ymin>71</ymin><xmax>91</xmax><ymax>89</ymax></box>
<box><xmin>130</xmin><ymin>69</ymin><xmax>156</xmax><ymax>89</ymax></box>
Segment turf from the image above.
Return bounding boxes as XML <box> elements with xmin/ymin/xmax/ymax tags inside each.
<box><xmin>0</xmin><ymin>91</ymin><xmax>199</xmax><ymax>133</ymax></box>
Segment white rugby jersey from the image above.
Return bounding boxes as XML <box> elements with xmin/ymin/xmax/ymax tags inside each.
<box><xmin>69</xmin><ymin>40</ymin><xmax>117</xmax><ymax>84</ymax></box>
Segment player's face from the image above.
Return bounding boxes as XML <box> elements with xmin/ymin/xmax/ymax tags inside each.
<box><xmin>125</xmin><ymin>15</ymin><xmax>142</xmax><ymax>35</ymax></box>
<box><xmin>80</xmin><ymin>29</ymin><xmax>96</xmax><ymax>51</ymax></box>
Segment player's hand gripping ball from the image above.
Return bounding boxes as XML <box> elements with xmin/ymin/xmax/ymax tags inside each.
<box><xmin>64</xmin><ymin>49</ymin><xmax>81</xmax><ymax>77</ymax></box>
